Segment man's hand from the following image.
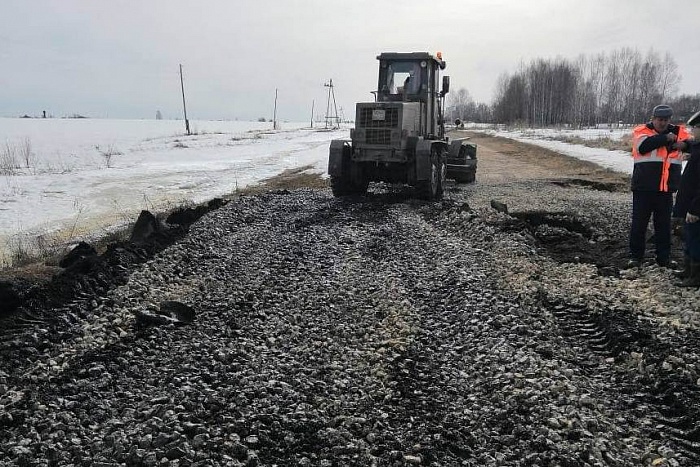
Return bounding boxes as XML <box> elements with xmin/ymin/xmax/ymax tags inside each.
<box><xmin>687</xmin><ymin>213</ymin><xmax>699</xmax><ymax>223</ymax></box>
<box><xmin>673</xmin><ymin>141</ymin><xmax>688</xmax><ymax>151</ymax></box>
<box><xmin>667</xmin><ymin>133</ymin><xmax>678</xmax><ymax>143</ymax></box>
<box><xmin>673</xmin><ymin>216</ymin><xmax>685</xmax><ymax>236</ymax></box>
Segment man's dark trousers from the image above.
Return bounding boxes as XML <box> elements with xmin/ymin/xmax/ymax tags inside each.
<box><xmin>683</xmin><ymin>221</ymin><xmax>700</xmax><ymax>261</ymax></box>
<box><xmin>630</xmin><ymin>190</ymin><xmax>673</xmax><ymax>262</ymax></box>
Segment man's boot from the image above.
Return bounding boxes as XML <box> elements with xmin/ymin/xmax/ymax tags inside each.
<box><xmin>680</xmin><ymin>262</ymin><xmax>700</xmax><ymax>288</ymax></box>
<box><xmin>657</xmin><ymin>257</ymin><xmax>678</xmax><ymax>269</ymax></box>
<box><xmin>674</xmin><ymin>255</ymin><xmax>691</xmax><ymax>278</ymax></box>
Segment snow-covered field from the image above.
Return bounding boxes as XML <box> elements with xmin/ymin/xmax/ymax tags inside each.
<box><xmin>0</xmin><ymin>118</ymin><xmax>348</xmax><ymax>266</ymax></box>
<box><xmin>0</xmin><ymin>118</ymin><xmax>638</xmax><ymax>266</ymax></box>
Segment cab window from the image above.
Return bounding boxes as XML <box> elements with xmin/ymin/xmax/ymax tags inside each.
<box><xmin>385</xmin><ymin>62</ymin><xmax>422</xmax><ymax>96</ymax></box>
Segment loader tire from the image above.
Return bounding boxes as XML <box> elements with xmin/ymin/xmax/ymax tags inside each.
<box><xmin>417</xmin><ymin>151</ymin><xmax>442</xmax><ymax>201</ymax></box>
<box><xmin>331</xmin><ymin>176</ymin><xmax>353</xmax><ymax>197</ymax></box>
<box><xmin>454</xmin><ymin>170</ymin><xmax>476</xmax><ymax>184</ymax></box>
<box><xmin>331</xmin><ymin>165</ymin><xmax>368</xmax><ymax>197</ymax></box>
<box><xmin>436</xmin><ymin>149</ymin><xmax>447</xmax><ymax>197</ymax></box>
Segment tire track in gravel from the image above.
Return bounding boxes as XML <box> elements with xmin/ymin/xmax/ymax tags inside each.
<box><xmin>540</xmin><ymin>293</ymin><xmax>700</xmax><ymax>464</ymax></box>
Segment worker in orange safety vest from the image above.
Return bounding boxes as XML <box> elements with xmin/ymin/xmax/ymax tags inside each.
<box><xmin>627</xmin><ymin>104</ymin><xmax>692</xmax><ymax>269</ymax></box>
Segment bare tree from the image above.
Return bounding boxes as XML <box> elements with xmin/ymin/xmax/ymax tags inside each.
<box><xmin>490</xmin><ymin>47</ymin><xmax>683</xmax><ymax>126</ymax></box>
<box><xmin>474</xmin><ymin>103</ymin><xmax>493</xmax><ymax>123</ymax></box>
<box><xmin>636</xmin><ymin>49</ymin><xmax>661</xmax><ymax>121</ymax></box>
<box><xmin>493</xmin><ymin>73</ymin><xmax>527</xmax><ymax>124</ymax></box>
<box><xmin>658</xmin><ymin>51</ymin><xmax>680</xmax><ymax>102</ymax></box>
<box><xmin>449</xmin><ymin>88</ymin><xmax>473</xmax><ymax>123</ymax></box>
<box><xmin>669</xmin><ymin>93</ymin><xmax>700</xmax><ymax>122</ymax></box>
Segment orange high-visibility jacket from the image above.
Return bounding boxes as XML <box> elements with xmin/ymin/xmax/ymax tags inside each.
<box><xmin>631</xmin><ymin>124</ymin><xmax>692</xmax><ymax>192</ymax></box>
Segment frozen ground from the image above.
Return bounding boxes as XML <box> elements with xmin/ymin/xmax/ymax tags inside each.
<box><xmin>0</xmin><ymin>118</ymin><xmax>637</xmax><ymax>265</ymax></box>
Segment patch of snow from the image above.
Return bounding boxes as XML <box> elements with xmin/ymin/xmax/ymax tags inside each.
<box><xmin>0</xmin><ymin>118</ymin><xmax>349</xmax><ymax>262</ymax></box>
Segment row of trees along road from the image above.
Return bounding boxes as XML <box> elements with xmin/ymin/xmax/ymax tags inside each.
<box><xmin>448</xmin><ymin>47</ymin><xmax>700</xmax><ymax>127</ymax></box>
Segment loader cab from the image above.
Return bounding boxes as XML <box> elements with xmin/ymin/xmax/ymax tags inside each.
<box><xmin>376</xmin><ymin>52</ymin><xmax>446</xmax><ymax>103</ymax></box>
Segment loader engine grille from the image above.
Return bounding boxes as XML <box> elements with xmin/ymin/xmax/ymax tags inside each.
<box><xmin>365</xmin><ymin>128</ymin><xmax>392</xmax><ymax>145</ymax></box>
<box><xmin>358</xmin><ymin>107</ymin><xmax>399</xmax><ymax>128</ymax></box>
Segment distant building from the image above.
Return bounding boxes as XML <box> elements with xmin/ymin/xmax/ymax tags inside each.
<box><xmin>156</xmin><ymin>110</ymin><xmax>163</xmax><ymax>120</ymax></box>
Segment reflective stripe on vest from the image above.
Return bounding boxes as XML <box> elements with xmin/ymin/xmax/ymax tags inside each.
<box><xmin>631</xmin><ymin>124</ymin><xmax>691</xmax><ymax>191</ymax></box>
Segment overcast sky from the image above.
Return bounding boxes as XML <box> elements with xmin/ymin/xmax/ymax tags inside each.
<box><xmin>2</xmin><ymin>0</ymin><xmax>699</xmax><ymax>122</ymax></box>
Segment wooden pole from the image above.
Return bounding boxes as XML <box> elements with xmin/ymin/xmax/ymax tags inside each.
<box><xmin>179</xmin><ymin>64</ymin><xmax>190</xmax><ymax>135</ymax></box>
<box><xmin>273</xmin><ymin>88</ymin><xmax>278</xmax><ymax>130</ymax></box>
<box><xmin>310</xmin><ymin>99</ymin><xmax>315</xmax><ymax>128</ymax></box>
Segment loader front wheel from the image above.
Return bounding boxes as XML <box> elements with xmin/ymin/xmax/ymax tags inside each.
<box><xmin>437</xmin><ymin>149</ymin><xmax>447</xmax><ymax>197</ymax></box>
<box><xmin>331</xmin><ymin>176</ymin><xmax>353</xmax><ymax>196</ymax></box>
<box><xmin>331</xmin><ymin>164</ymin><xmax>368</xmax><ymax>197</ymax></box>
<box><xmin>454</xmin><ymin>169</ymin><xmax>476</xmax><ymax>184</ymax></box>
<box><xmin>417</xmin><ymin>151</ymin><xmax>441</xmax><ymax>201</ymax></box>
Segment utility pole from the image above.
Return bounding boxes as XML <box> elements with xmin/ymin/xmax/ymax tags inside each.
<box><xmin>310</xmin><ymin>99</ymin><xmax>315</xmax><ymax>128</ymax></box>
<box><xmin>179</xmin><ymin>64</ymin><xmax>190</xmax><ymax>135</ymax></box>
<box><xmin>324</xmin><ymin>79</ymin><xmax>340</xmax><ymax>129</ymax></box>
<box><xmin>273</xmin><ymin>88</ymin><xmax>278</xmax><ymax>130</ymax></box>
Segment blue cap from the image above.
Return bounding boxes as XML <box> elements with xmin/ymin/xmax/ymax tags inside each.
<box><xmin>652</xmin><ymin>105</ymin><xmax>673</xmax><ymax>118</ymax></box>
